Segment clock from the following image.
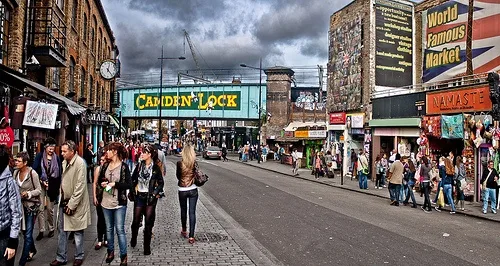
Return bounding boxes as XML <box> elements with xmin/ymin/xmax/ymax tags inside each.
<box><xmin>99</xmin><ymin>60</ymin><xmax>118</xmax><ymax>80</ymax></box>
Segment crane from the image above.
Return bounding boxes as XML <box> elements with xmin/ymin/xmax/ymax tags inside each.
<box><xmin>183</xmin><ymin>29</ymin><xmax>202</xmax><ymax>78</ymax></box>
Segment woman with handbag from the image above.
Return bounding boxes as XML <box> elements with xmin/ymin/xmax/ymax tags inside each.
<box><xmin>176</xmin><ymin>145</ymin><xmax>199</xmax><ymax>244</ymax></box>
<box><xmin>100</xmin><ymin>142</ymin><xmax>132</xmax><ymax>266</ymax></box>
<box><xmin>14</xmin><ymin>152</ymin><xmax>42</xmax><ymax>266</ymax></box>
<box><xmin>130</xmin><ymin>145</ymin><xmax>164</xmax><ymax>255</ymax></box>
<box><xmin>93</xmin><ymin>154</ymin><xmax>108</xmax><ymax>250</ymax></box>
<box><xmin>454</xmin><ymin>156</ymin><xmax>466</xmax><ymax>211</ymax></box>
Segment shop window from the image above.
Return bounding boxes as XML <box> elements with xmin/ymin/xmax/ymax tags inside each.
<box><xmin>0</xmin><ymin>3</ymin><xmax>9</xmax><ymax>65</ymax></box>
<box><xmin>69</xmin><ymin>57</ymin><xmax>75</xmax><ymax>92</ymax></box>
<box><xmin>51</xmin><ymin>68</ymin><xmax>61</xmax><ymax>91</ymax></box>
<box><xmin>71</xmin><ymin>0</ymin><xmax>77</xmax><ymax>29</ymax></box>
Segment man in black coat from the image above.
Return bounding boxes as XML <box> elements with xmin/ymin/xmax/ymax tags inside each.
<box><xmin>83</xmin><ymin>143</ymin><xmax>96</xmax><ymax>183</ymax></box>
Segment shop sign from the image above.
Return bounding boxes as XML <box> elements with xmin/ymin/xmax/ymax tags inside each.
<box><xmin>82</xmin><ymin>112</ymin><xmax>110</xmax><ymax>125</ymax></box>
<box><xmin>349</xmin><ymin>128</ymin><xmax>364</xmax><ymax>135</ymax></box>
<box><xmin>22</xmin><ymin>101</ymin><xmax>58</xmax><ymax>130</ymax></box>
<box><xmin>349</xmin><ymin>114</ymin><xmax>364</xmax><ymax>128</ymax></box>
<box><xmin>284</xmin><ymin>131</ymin><xmax>294</xmax><ymax>137</ymax></box>
<box><xmin>426</xmin><ymin>87</ymin><xmax>492</xmax><ymax>115</ymax></box>
<box><xmin>329</xmin><ymin>112</ymin><xmax>346</xmax><ymax>124</ymax></box>
<box><xmin>0</xmin><ymin>127</ymin><xmax>14</xmax><ymax>148</ymax></box>
<box><xmin>294</xmin><ymin>130</ymin><xmax>309</xmax><ymax>138</ymax></box>
<box><xmin>308</xmin><ymin>130</ymin><xmax>326</xmax><ymax>138</ymax></box>
<box><xmin>134</xmin><ymin>91</ymin><xmax>241</xmax><ymax>111</ymax></box>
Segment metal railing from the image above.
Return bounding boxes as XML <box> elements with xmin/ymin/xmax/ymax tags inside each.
<box><xmin>28</xmin><ymin>5</ymin><xmax>67</xmax><ymax>58</ymax></box>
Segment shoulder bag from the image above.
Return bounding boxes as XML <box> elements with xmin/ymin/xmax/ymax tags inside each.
<box><xmin>193</xmin><ymin>163</ymin><xmax>209</xmax><ymax>187</ymax></box>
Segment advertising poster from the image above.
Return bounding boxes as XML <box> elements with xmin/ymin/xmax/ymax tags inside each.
<box><xmin>291</xmin><ymin>87</ymin><xmax>326</xmax><ymax>112</ymax></box>
<box><xmin>22</xmin><ymin>100</ymin><xmax>58</xmax><ymax>129</ymax></box>
<box><xmin>375</xmin><ymin>0</ymin><xmax>414</xmax><ymax>87</ymax></box>
<box><xmin>423</xmin><ymin>1</ymin><xmax>500</xmax><ymax>83</ymax></box>
<box><xmin>328</xmin><ymin>17</ymin><xmax>362</xmax><ymax>112</ymax></box>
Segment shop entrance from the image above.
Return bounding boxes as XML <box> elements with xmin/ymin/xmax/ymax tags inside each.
<box><xmin>428</xmin><ymin>138</ymin><xmax>464</xmax><ymax>163</ymax></box>
<box><xmin>379</xmin><ymin>136</ymin><xmax>395</xmax><ymax>157</ymax></box>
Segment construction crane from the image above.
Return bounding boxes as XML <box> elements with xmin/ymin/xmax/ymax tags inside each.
<box><xmin>183</xmin><ymin>29</ymin><xmax>202</xmax><ymax>78</ymax></box>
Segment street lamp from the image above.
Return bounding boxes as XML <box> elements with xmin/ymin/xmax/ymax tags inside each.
<box><xmin>158</xmin><ymin>46</ymin><xmax>185</xmax><ymax>146</ymax></box>
<box><xmin>240</xmin><ymin>58</ymin><xmax>263</xmax><ymax>163</ymax></box>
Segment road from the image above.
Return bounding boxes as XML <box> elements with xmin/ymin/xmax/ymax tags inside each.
<box><xmin>180</xmin><ymin>156</ymin><xmax>500</xmax><ymax>266</ymax></box>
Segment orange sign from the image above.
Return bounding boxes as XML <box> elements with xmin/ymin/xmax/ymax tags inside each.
<box><xmin>294</xmin><ymin>130</ymin><xmax>309</xmax><ymax>138</ymax></box>
<box><xmin>426</xmin><ymin>87</ymin><xmax>492</xmax><ymax>115</ymax></box>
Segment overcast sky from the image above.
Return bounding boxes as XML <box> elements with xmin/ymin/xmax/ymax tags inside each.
<box><xmin>101</xmin><ymin>0</ymin><xmax>354</xmax><ymax>77</ymax></box>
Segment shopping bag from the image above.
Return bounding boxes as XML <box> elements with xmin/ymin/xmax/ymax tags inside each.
<box><xmin>437</xmin><ymin>190</ymin><xmax>445</xmax><ymax>207</ymax></box>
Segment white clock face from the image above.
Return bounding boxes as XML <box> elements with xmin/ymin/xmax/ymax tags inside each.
<box><xmin>100</xmin><ymin>61</ymin><xmax>117</xmax><ymax>80</ymax></box>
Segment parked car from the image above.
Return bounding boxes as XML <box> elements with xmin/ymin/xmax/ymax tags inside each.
<box><xmin>203</xmin><ymin>146</ymin><xmax>222</xmax><ymax>159</ymax></box>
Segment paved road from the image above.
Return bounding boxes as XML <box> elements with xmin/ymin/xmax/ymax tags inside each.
<box><xmin>188</xmin><ymin>156</ymin><xmax>500</xmax><ymax>266</ymax></box>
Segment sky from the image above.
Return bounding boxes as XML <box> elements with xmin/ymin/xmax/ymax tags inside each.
<box><xmin>101</xmin><ymin>0</ymin><xmax>354</xmax><ymax>83</ymax></box>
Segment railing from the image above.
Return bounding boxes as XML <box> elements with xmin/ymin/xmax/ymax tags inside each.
<box><xmin>28</xmin><ymin>5</ymin><xmax>67</xmax><ymax>58</ymax></box>
<box><xmin>370</xmin><ymin>72</ymin><xmax>491</xmax><ymax>99</ymax></box>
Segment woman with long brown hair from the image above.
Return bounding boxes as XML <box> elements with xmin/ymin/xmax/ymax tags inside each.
<box><xmin>176</xmin><ymin>145</ymin><xmax>199</xmax><ymax>244</ymax></box>
<box><xmin>93</xmin><ymin>153</ymin><xmax>108</xmax><ymax>250</ymax></box>
<box><xmin>99</xmin><ymin>142</ymin><xmax>132</xmax><ymax>266</ymax></box>
<box><xmin>130</xmin><ymin>145</ymin><xmax>164</xmax><ymax>255</ymax></box>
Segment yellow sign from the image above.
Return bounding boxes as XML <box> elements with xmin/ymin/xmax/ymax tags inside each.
<box><xmin>134</xmin><ymin>91</ymin><xmax>241</xmax><ymax>110</ymax></box>
<box><xmin>294</xmin><ymin>130</ymin><xmax>309</xmax><ymax>138</ymax></box>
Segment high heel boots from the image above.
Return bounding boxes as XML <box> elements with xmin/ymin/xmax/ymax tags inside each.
<box><xmin>120</xmin><ymin>254</ymin><xmax>128</xmax><ymax>266</ymax></box>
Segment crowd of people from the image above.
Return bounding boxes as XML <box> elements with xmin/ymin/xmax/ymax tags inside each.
<box><xmin>0</xmin><ymin>137</ymin><xmax>202</xmax><ymax>266</ymax></box>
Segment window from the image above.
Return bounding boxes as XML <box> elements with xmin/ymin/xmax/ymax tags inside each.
<box><xmin>91</xmin><ymin>16</ymin><xmax>96</xmax><ymax>53</ymax></box>
<box><xmin>0</xmin><ymin>3</ymin><xmax>9</xmax><ymax>65</ymax></box>
<box><xmin>97</xmin><ymin>28</ymin><xmax>102</xmax><ymax>58</ymax></box>
<box><xmin>56</xmin><ymin>0</ymin><xmax>64</xmax><ymax>10</ymax></box>
<box><xmin>51</xmin><ymin>68</ymin><xmax>61</xmax><ymax>91</ymax></box>
<box><xmin>80</xmin><ymin>67</ymin><xmax>85</xmax><ymax>99</ymax></box>
<box><xmin>101</xmin><ymin>85</ymin><xmax>105</xmax><ymax>109</ymax></box>
<box><xmin>71</xmin><ymin>0</ymin><xmax>77</xmax><ymax>28</ymax></box>
<box><xmin>83</xmin><ymin>13</ymin><xmax>87</xmax><ymax>42</ymax></box>
<box><xmin>89</xmin><ymin>75</ymin><xmax>94</xmax><ymax>104</ymax></box>
<box><xmin>69</xmin><ymin>57</ymin><xmax>75</xmax><ymax>92</ymax></box>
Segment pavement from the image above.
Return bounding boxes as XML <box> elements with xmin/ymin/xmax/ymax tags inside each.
<box><xmin>23</xmin><ymin>161</ymin><xmax>261</xmax><ymax>266</ymax></box>
<box><xmin>225</xmin><ymin>153</ymin><xmax>500</xmax><ymax>223</ymax></box>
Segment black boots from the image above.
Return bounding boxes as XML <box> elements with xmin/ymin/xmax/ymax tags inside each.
<box><xmin>120</xmin><ymin>254</ymin><xmax>128</xmax><ymax>266</ymax></box>
<box><xmin>105</xmin><ymin>251</ymin><xmax>114</xmax><ymax>264</ymax></box>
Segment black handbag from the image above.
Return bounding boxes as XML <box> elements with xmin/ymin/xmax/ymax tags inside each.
<box><xmin>193</xmin><ymin>163</ymin><xmax>209</xmax><ymax>187</ymax></box>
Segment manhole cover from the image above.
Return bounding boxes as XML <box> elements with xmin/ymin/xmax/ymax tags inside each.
<box><xmin>195</xmin><ymin>232</ymin><xmax>228</xmax><ymax>243</ymax></box>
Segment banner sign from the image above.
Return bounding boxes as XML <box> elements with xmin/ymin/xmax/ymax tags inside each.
<box><xmin>375</xmin><ymin>0</ymin><xmax>414</xmax><ymax>87</ymax></box>
<box><xmin>0</xmin><ymin>127</ymin><xmax>14</xmax><ymax>148</ymax></box>
<box><xmin>329</xmin><ymin>17</ymin><xmax>363</xmax><ymax>111</ymax></box>
<box><xmin>329</xmin><ymin>112</ymin><xmax>346</xmax><ymax>124</ymax></box>
<box><xmin>22</xmin><ymin>100</ymin><xmax>58</xmax><ymax>129</ymax></box>
<box><xmin>426</xmin><ymin>86</ymin><xmax>492</xmax><ymax>114</ymax></box>
<box><xmin>422</xmin><ymin>1</ymin><xmax>500</xmax><ymax>83</ymax></box>
<box><xmin>308</xmin><ymin>130</ymin><xmax>327</xmax><ymax>138</ymax></box>
<box><xmin>134</xmin><ymin>91</ymin><xmax>241</xmax><ymax>111</ymax></box>
<box><xmin>441</xmin><ymin>114</ymin><xmax>464</xmax><ymax>139</ymax></box>
<box><xmin>295</xmin><ymin>130</ymin><xmax>309</xmax><ymax>138</ymax></box>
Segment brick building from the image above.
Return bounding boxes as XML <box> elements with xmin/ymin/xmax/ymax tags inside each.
<box><xmin>0</xmin><ymin>0</ymin><xmax>119</xmax><ymax>155</ymax></box>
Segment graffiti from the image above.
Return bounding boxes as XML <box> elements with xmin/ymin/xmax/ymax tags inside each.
<box><xmin>293</xmin><ymin>91</ymin><xmax>325</xmax><ymax>111</ymax></box>
<box><xmin>328</xmin><ymin>17</ymin><xmax>363</xmax><ymax>112</ymax></box>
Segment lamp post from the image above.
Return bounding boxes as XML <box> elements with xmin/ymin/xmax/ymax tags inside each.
<box><xmin>240</xmin><ymin>58</ymin><xmax>263</xmax><ymax>163</ymax></box>
<box><xmin>158</xmin><ymin>45</ymin><xmax>185</xmax><ymax>146</ymax></box>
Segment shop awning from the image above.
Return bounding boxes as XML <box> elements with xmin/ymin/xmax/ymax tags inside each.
<box><xmin>108</xmin><ymin>115</ymin><xmax>126</xmax><ymax>132</ymax></box>
<box><xmin>283</xmin><ymin>121</ymin><xmax>326</xmax><ymax>131</ymax></box>
<box><xmin>276</xmin><ymin>136</ymin><xmax>301</xmax><ymax>142</ymax></box>
<box><xmin>369</xmin><ymin>118</ymin><xmax>421</xmax><ymax>127</ymax></box>
<box><xmin>0</xmin><ymin>65</ymin><xmax>86</xmax><ymax>115</ymax></box>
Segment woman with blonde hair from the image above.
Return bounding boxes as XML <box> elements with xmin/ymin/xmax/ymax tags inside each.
<box><xmin>176</xmin><ymin>145</ymin><xmax>199</xmax><ymax>244</ymax></box>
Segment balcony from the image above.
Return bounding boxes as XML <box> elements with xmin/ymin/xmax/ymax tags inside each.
<box><xmin>27</xmin><ymin>4</ymin><xmax>67</xmax><ymax>67</ymax></box>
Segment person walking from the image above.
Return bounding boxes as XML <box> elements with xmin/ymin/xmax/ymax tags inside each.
<box><xmin>420</xmin><ymin>156</ymin><xmax>433</xmax><ymax>213</ymax></box>
<box><xmin>291</xmin><ymin>149</ymin><xmax>299</xmax><ymax>175</ymax></box>
<box><xmin>0</xmin><ymin>145</ymin><xmax>22</xmax><ymax>266</ymax></box>
<box><xmin>350</xmin><ymin>149</ymin><xmax>358</xmax><ymax>179</ymax></box>
<box><xmin>387</xmin><ymin>153</ymin><xmax>404</xmax><ymax>206</ymax></box>
<box><xmin>176</xmin><ymin>145</ymin><xmax>199</xmax><ymax>244</ymax></box>
<box><xmin>454</xmin><ymin>156</ymin><xmax>466</xmax><ymax>211</ymax></box>
<box><xmin>93</xmin><ymin>154</ymin><xmax>108</xmax><ymax>250</ymax></box>
<box><xmin>358</xmin><ymin>150</ymin><xmax>369</xmax><ymax>189</ymax></box>
<box><xmin>32</xmin><ymin>137</ymin><xmax>61</xmax><ymax>241</ymax></box>
<box><xmin>130</xmin><ymin>145</ymin><xmax>164</xmax><ymax>255</ymax></box>
<box><xmin>481</xmin><ymin>160</ymin><xmax>498</xmax><ymax>214</ymax></box>
<box><xmin>314</xmin><ymin>152</ymin><xmax>322</xmax><ymax>180</ymax></box>
<box><xmin>50</xmin><ymin>140</ymin><xmax>91</xmax><ymax>266</ymax></box>
<box><xmin>375</xmin><ymin>155</ymin><xmax>383</xmax><ymax>189</ymax></box>
<box><xmin>262</xmin><ymin>145</ymin><xmax>268</xmax><ymax>163</ymax></box>
<box><xmin>402</xmin><ymin>159</ymin><xmax>417</xmax><ymax>208</ymax></box>
<box><xmin>221</xmin><ymin>145</ymin><xmax>228</xmax><ymax>162</ymax></box>
<box><xmin>380</xmin><ymin>153</ymin><xmax>388</xmax><ymax>188</ymax></box>
<box><xmin>83</xmin><ymin>143</ymin><xmax>96</xmax><ymax>184</ymax></box>
<box><xmin>99</xmin><ymin>142</ymin><xmax>132</xmax><ymax>266</ymax></box>
<box><xmin>13</xmin><ymin>152</ymin><xmax>42</xmax><ymax>266</ymax></box>
<box><xmin>442</xmin><ymin>157</ymin><xmax>457</xmax><ymax>214</ymax></box>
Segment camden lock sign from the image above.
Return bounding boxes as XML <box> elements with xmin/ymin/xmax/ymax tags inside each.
<box><xmin>134</xmin><ymin>91</ymin><xmax>241</xmax><ymax>111</ymax></box>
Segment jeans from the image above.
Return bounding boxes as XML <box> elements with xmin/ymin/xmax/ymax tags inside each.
<box><xmin>0</xmin><ymin>228</ymin><xmax>15</xmax><ymax>266</ymax></box>
<box><xmin>127</xmin><ymin>159</ymin><xmax>133</xmax><ymax>172</ymax></box>
<box><xmin>376</xmin><ymin>174</ymin><xmax>382</xmax><ymax>187</ymax></box>
<box><xmin>483</xmin><ymin>188</ymin><xmax>497</xmax><ymax>213</ymax></box>
<box><xmin>103</xmin><ymin>206</ymin><xmax>127</xmax><ymax>257</ymax></box>
<box><xmin>389</xmin><ymin>183</ymin><xmax>401</xmax><ymax>203</ymax></box>
<box><xmin>358</xmin><ymin>171</ymin><xmax>367</xmax><ymax>189</ymax></box>
<box><xmin>96</xmin><ymin>205</ymin><xmax>107</xmax><ymax>242</ymax></box>
<box><xmin>178</xmin><ymin>189</ymin><xmax>198</xmax><ymax>238</ymax></box>
<box><xmin>404</xmin><ymin>184</ymin><xmax>416</xmax><ymax>206</ymax></box>
<box><xmin>380</xmin><ymin>174</ymin><xmax>386</xmax><ymax>186</ymax></box>
<box><xmin>19</xmin><ymin>208</ymin><xmax>36</xmax><ymax>266</ymax></box>
<box><xmin>56</xmin><ymin>207</ymin><xmax>84</xmax><ymax>263</ymax></box>
<box><xmin>422</xmin><ymin>182</ymin><xmax>432</xmax><ymax>211</ymax></box>
<box><xmin>443</xmin><ymin>184</ymin><xmax>456</xmax><ymax>212</ymax></box>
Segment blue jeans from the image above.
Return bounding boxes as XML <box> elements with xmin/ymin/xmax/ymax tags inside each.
<box><xmin>179</xmin><ymin>189</ymin><xmax>198</xmax><ymax>238</ymax></box>
<box><xmin>443</xmin><ymin>184</ymin><xmax>456</xmax><ymax>212</ymax></box>
<box><xmin>103</xmin><ymin>206</ymin><xmax>127</xmax><ymax>257</ymax></box>
<box><xmin>404</xmin><ymin>184</ymin><xmax>416</xmax><ymax>206</ymax></box>
<box><xmin>56</xmin><ymin>207</ymin><xmax>84</xmax><ymax>263</ymax></box>
<box><xmin>358</xmin><ymin>171</ymin><xmax>367</xmax><ymax>189</ymax></box>
<box><xmin>389</xmin><ymin>183</ymin><xmax>401</xmax><ymax>203</ymax></box>
<box><xmin>127</xmin><ymin>159</ymin><xmax>133</xmax><ymax>172</ymax></box>
<box><xmin>483</xmin><ymin>188</ymin><xmax>497</xmax><ymax>213</ymax></box>
<box><xmin>19</xmin><ymin>208</ymin><xmax>36</xmax><ymax>266</ymax></box>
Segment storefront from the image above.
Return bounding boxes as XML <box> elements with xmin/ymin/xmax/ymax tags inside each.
<box><xmin>279</xmin><ymin>121</ymin><xmax>326</xmax><ymax>167</ymax></box>
<box><xmin>423</xmin><ymin>86</ymin><xmax>493</xmax><ymax>202</ymax></box>
<box><xmin>327</xmin><ymin>112</ymin><xmax>346</xmax><ymax>171</ymax></box>
<box><xmin>82</xmin><ymin>111</ymin><xmax>109</xmax><ymax>155</ymax></box>
<box><xmin>344</xmin><ymin>113</ymin><xmax>365</xmax><ymax>176</ymax></box>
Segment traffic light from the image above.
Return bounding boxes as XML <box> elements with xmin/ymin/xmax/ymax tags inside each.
<box><xmin>487</xmin><ymin>72</ymin><xmax>499</xmax><ymax>103</ymax></box>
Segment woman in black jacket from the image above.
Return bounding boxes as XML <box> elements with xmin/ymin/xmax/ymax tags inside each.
<box><xmin>130</xmin><ymin>145</ymin><xmax>164</xmax><ymax>255</ymax></box>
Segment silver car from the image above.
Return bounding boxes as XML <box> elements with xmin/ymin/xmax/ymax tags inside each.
<box><xmin>203</xmin><ymin>146</ymin><xmax>222</xmax><ymax>159</ymax></box>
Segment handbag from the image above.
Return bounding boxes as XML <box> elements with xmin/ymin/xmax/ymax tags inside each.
<box><xmin>460</xmin><ymin>179</ymin><xmax>467</xmax><ymax>191</ymax></box>
<box><xmin>482</xmin><ymin>170</ymin><xmax>492</xmax><ymax>191</ymax></box>
<box><xmin>17</xmin><ymin>170</ymin><xmax>41</xmax><ymax>214</ymax></box>
<box><xmin>193</xmin><ymin>163</ymin><xmax>209</xmax><ymax>187</ymax></box>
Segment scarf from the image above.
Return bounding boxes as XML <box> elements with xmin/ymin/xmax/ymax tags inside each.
<box><xmin>41</xmin><ymin>151</ymin><xmax>60</xmax><ymax>180</ymax></box>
